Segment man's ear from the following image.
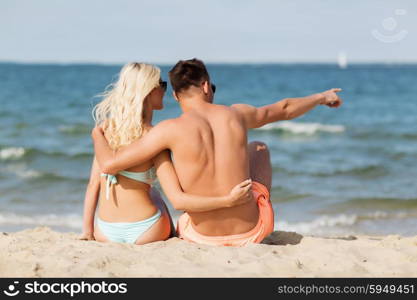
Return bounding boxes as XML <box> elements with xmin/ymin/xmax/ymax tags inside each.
<box><xmin>202</xmin><ymin>81</ymin><xmax>210</xmax><ymax>94</ymax></box>
<box><xmin>173</xmin><ymin>91</ymin><xmax>180</xmax><ymax>102</ymax></box>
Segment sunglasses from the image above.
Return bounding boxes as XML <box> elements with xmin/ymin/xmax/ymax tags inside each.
<box><xmin>159</xmin><ymin>80</ymin><xmax>167</xmax><ymax>92</ymax></box>
<box><xmin>211</xmin><ymin>83</ymin><xmax>216</xmax><ymax>94</ymax></box>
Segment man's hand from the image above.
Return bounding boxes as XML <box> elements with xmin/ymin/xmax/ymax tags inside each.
<box><xmin>91</xmin><ymin>125</ymin><xmax>105</xmax><ymax>140</ymax></box>
<box><xmin>225</xmin><ymin>179</ymin><xmax>253</xmax><ymax>207</ymax></box>
<box><xmin>319</xmin><ymin>88</ymin><xmax>343</xmax><ymax>108</ymax></box>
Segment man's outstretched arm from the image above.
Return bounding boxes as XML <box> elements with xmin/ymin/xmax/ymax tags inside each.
<box><xmin>92</xmin><ymin>120</ymin><xmax>174</xmax><ymax>174</ymax></box>
<box><xmin>232</xmin><ymin>88</ymin><xmax>343</xmax><ymax>129</ymax></box>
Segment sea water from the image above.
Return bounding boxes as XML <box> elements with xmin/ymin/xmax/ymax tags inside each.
<box><xmin>0</xmin><ymin>63</ymin><xmax>416</xmax><ymax>236</ymax></box>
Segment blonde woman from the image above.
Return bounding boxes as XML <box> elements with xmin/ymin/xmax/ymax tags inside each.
<box><xmin>80</xmin><ymin>63</ymin><xmax>252</xmax><ymax>245</ymax></box>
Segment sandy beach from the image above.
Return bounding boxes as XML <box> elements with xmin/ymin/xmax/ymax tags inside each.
<box><xmin>1</xmin><ymin>227</ymin><xmax>416</xmax><ymax>277</ymax></box>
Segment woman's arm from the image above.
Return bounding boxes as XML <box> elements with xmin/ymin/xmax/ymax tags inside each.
<box><xmin>153</xmin><ymin>150</ymin><xmax>253</xmax><ymax>213</ymax></box>
<box><xmin>79</xmin><ymin>156</ymin><xmax>101</xmax><ymax>240</ymax></box>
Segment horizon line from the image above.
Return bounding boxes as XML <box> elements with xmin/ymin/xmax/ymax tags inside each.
<box><xmin>2</xmin><ymin>59</ymin><xmax>417</xmax><ymax>66</ymax></box>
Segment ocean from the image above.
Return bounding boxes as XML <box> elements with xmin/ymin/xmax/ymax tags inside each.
<box><xmin>0</xmin><ymin>63</ymin><xmax>416</xmax><ymax>236</ymax></box>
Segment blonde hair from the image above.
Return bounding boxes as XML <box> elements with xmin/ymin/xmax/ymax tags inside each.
<box><xmin>93</xmin><ymin>62</ymin><xmax>161</xmax><ymax>150</ymax></box>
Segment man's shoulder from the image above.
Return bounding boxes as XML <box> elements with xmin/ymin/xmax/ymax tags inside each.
<box><xmin>153</xmin><ymin>118</ymin><xmax>181</xmax><ymax>132</ymax></box>
<box><xmin>230</xmin><ymin>103</ymin><xmax>252</xmax><ymax>110</ymax></box>
<box><xmin>211</xmin><ymin>103</ymin><xmax>241</xmax><ymax>115</ymax></box>
<box><xmin>229</xmin><ymin>103</ymin><xmax>257</xmax><ymax>116</ymax></box>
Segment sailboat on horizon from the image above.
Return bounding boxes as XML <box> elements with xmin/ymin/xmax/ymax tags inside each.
<box><xmin>338</xmin><ymin>51</ymin><xmax>348</xmax><ymax>69</ymax></box>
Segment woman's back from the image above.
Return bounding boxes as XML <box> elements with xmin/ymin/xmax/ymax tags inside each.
<box><xmin>83</xmin><ymin>62</ymin><xmax>173</xmax><ymax>245</ymax></box>
<box><xmin>98</xmin><ymin>139</ymin><xmax>159</xmax><ymax>222</ymax></box>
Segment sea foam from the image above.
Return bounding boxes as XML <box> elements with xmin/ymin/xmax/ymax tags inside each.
<box><xmin>3</xmin><ymin>163</ymin><xmax>42</xmax><ymax>179</ymax></box>
<box><xmin>276</xmin><ymin>211</ymin><xmax>413</xmax><ymax>235</ymax></box>
<box><xmin>258</xmin><ymin>121</ymin><xmax>345</xmax><ymax>135</ymax></box>
<box><xmin>0</xmin><ymin>147</ymin><xmax>26</xmax><ymax>160</ymax></box>
<box><xmin>0</xmin><ymin>212</ymin><xmax>82</xmax><ymax>230</ymax></box>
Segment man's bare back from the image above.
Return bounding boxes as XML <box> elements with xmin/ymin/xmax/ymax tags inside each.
<box><xmin>169</xmin><ymin>102</ymin><xmax>259</xmax><ymax>235</ymax></box>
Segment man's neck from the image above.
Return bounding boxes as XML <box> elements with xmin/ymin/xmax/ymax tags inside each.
<box><xmin>179</xmin><ymin>97</ymin><xmax>211</xmax><ymax>113</ymax></box>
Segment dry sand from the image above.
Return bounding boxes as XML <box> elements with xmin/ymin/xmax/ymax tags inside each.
<box><xmin>1</xmin><ymin>227</ymin><xmax>416</xmax><ymax>277</ymax></box>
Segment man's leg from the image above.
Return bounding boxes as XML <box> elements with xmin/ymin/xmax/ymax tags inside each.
<box><xmin>248</xmin><ymin>141</ymin><xmax>272</xmax><ymax>191</ymax></box>
<box><xmin>248</xmin><ymin>141</ymin><xmax>275</xmax><ymax>240</ymax></box>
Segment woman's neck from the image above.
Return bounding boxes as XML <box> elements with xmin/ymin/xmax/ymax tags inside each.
<box><xmin>142</xmin><ymin>104</ymin><xmax>154</xmax><ymax>130</ymax></box>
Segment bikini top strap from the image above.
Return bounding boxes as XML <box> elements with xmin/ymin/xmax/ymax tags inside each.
<box><xmin>100</xmin><ymin>173</ymin><xmax>118</xmax><ymax>200</ymax></box>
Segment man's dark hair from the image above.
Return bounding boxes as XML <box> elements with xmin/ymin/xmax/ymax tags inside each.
<box><xmin>168</xmin><ymin>58</ymin><xmax>210</xmax><ymax>94</ymax></box>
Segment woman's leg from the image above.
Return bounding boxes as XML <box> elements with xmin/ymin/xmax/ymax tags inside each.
<box><xmin>150</xmin><ymin>187</ymin><xmax>176</xmax><ymax>237</ymax></box>
<box><xmin>133</xmin><ymin>213</ymin><xmax>171</xmax><ymax>245</ymax></box>
<box><xmin>93</xmin><ymin>222</ymin><xmax>110</xmax><ymax>242</ymax></box>
<box><xmin>133</xmin><ymin>188</ymin><xmax>174</xmax><ymax>245</ymax></box>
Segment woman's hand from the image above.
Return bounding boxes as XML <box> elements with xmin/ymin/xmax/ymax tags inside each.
<box><xmin>78</xmin><ymin>231</ymin><xmax>95</xmax><ymax>241</ymax></box>
<box><xmin>225</xmin><ymin>179</ymin><xmax>253</xmax><ymax>208</ymax></box>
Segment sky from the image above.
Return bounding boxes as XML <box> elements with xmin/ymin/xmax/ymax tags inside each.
<box><xmin>1</xmin><ymin>0</ymin><xmax>416</xmax><ymax>64</ymax></box>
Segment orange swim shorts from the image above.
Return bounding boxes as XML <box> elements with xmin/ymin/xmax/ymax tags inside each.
<box><xmin>176</xmin><ymin>181</ymin><xmax>275</xmax><ymax>247</ymax></box>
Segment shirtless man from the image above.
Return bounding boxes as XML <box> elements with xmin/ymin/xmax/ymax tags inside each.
<box><xmin>92</xmin><ymin>58</ymin><xmax>343</xmax><ymax>246</ymax></box>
